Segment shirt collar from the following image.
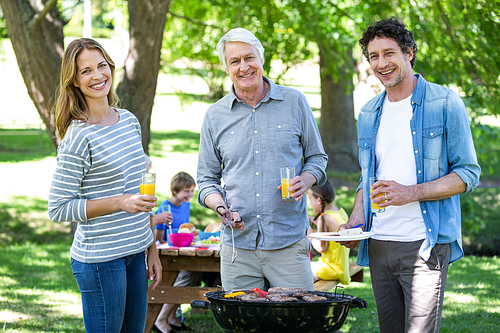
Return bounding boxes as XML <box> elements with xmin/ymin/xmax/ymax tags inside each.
<box><xmin>410</xmin><ymin>73</ymin><xmax>425</xmax><ymax>106</ymax></box>
<box><xmin>226</xmin><ymin>76</ymin><xmax>285</xmax><ymax>110</ymax></box>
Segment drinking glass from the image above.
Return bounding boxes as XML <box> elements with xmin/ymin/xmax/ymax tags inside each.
<box><xmin>140</xmin><ymin>173</ymin><xmax>156</xmax><ymax>214</ymax></box>
<box><xmin>369</xmin><ymin>177</ymin><xmax>385</xmax><ymax>213</ymax></box>
<box><xmin>280</xmin><ymin>167</ymin><xmax>295</xmax><ymax>201</ymax></box>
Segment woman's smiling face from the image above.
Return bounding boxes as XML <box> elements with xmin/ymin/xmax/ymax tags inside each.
<box><xmin>73</xmin><ymin>48</ymin><xmax>112</xmax><ymax>101</ymax></box>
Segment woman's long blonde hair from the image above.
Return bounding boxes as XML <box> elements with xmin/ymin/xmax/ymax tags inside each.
<box><xmin>54</xmin><ymin>38</ymin><xmax>119</xmax><ymax>139</ymax></box>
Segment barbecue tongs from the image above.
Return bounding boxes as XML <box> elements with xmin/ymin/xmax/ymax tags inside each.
<box><xmin>215</xmin><ymin>205</ymin><xmax>238</xmax><ymax>263</ymax></box>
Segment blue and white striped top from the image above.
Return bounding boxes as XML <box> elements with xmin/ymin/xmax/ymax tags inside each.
<box><xmin>48</xmin><ymin>109</ymin><xmax>154</xmax><ymax>263</ymax></box>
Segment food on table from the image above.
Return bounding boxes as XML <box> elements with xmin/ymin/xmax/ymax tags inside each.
<box><xmin>178</xmin><ymin>223</ymin><xmax>197</xmax><ymax>234</ymax></box>
<box><xmin>204</xmin><ymin>222</ymin><xmax>221</xmax><ymax>233</ymax></box>
<box><xmin>201</xmin><ymin>236</ymin><xmax>220</xmax><ymax>244</ymax></box>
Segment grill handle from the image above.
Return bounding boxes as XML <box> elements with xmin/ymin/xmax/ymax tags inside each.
<box><xmin>350</xmin><ymin>297</ymin><xmax>368</xmax><ymax>309</ymax></box>
<box><xmin>190</xmin><ymin>300</ymin><xmax>210</xmax><ymax>310</ymax></box>
<box><xmin>190</xmin><ymin>300</ymin><xmax>221</xmax><ymax>312</ymax></box>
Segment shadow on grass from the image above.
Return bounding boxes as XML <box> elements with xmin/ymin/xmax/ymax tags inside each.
<box><xmin>0</xmin><ymin>244</ymin><xmax>84</xmax><ymax>332</ymax></box>
<box><xmin>440</xmin><ymin>256</ymin><xmax>500</xmax><ymax>332</ymax></box>
<box><xmin>0</xmin><ymin>196</ymin><xmax>72</xmax><ymax>246</ymax></box>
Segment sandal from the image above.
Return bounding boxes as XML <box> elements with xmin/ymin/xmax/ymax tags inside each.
<box><xmin>169</xmin><ymin>322</ymin><xmax>190</xmax><ymax>332</ymax></box>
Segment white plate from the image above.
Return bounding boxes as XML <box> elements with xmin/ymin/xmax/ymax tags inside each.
<box><xmin>194</xmin><ymin>241</ymin><xmax>220</xmax><ymax>249</ymax></box>
<box><xmin>310</xmin><ymin>231</ymin><xmax>374</xmax><ymax>242</ymax></box>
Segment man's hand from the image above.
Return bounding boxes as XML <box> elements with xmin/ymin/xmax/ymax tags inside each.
<box><xmin>277</xmin><ymin>171</ymin><xmax>317</xmax><ymax>201</ymax></box>
<box><xmin>338</xmin><ymin>222</ymin><xmax>364</xmax><ymax>249</ymax></box>
<box><xmin>370</xmin><ymin>179</ymin><xmax>416</xmax><ymax>208</ymax></box>
<box><xmin>338</xmin><ymin>189</ymin><xmax>365</xmax><ymax>249</ymax></box>
<box><xmin>215</xmin><ymin>205</ymin><xmax>245</xmax><ymax>231</ymax></box>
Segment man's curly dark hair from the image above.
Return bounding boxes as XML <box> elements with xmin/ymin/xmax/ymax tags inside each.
<box><xmin>359</xmin><ymin>17</ymin><xmax>418</xmax><ymax>68</ymax></box>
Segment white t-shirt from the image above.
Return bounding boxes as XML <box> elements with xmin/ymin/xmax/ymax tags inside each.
<box><xmin>372</xmin><ymin>94</ymin><xmax>426</xmax><ymax>242</ymax></box>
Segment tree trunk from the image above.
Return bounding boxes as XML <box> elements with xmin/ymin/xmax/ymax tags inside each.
<box><xmin>318</xmin><ymin>44</ymin><xmax>359</xmax><ymax>173</ymax></box>
<box><xmin>116</xmin><ymin>0</ymin><xmax>171</xmax><ymax>155</ymax></box>
<box><xmin>0</xmin><ymin>0</ymin><xmax>64</xmax><ymax>149</ymax></box>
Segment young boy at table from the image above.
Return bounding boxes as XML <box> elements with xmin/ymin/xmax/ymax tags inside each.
<box><xmin>153</xmin><ymin>171</ymin><xmax>195</xmax><ymax>244</ymax></box>
<box><xmin>152</xmin><ymin>171</ymin><xmax>200</xmax><ymax>333</ymax></box>
<box><xmin>307</xmin><ymin>181</ymin><xmax>351</xmax><ymax>286</ymax></box>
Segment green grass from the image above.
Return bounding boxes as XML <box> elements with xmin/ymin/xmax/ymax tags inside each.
<box><xmin>0</xmin><ymin>129</ymin><xmax>55</xmax><ymax>163</ymax></box>
<box><xmin>1</xmin><ymin>190</ymin><xmax>499</xmax><ymax>332</ymax></box>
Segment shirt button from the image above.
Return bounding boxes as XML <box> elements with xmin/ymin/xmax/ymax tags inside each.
<box><xmin>418</xmin><ymin>170</ymin><xmax>421</xmax><ymax>174</ymax></box>
<box><xmin>428</xmin><ymin>228</ymin><xmax>432</xmax><ymax>232</ymax></box>
<box><xmin>253</xmin><ymin>109</ymin><xmax>256</xmax><ymax>112</ymax></box>
<box><xmin>254</xmin><ymin>130</ymin><xmax>258</xmax><ymax>134</ymax></box>
<box><xmin>278</xmin><ymin>125</ymin><xmax>282</xmax><ymax>129</ymax></box>
<box><xmin>430</xmin><ymin>132</ymin><xmax>434</xmax><ymax>136</ymax></box>
<box><xmin>257</xmin><ymin>215</ymin><xmax>260</xmax><ymax>218</ymax></box>
<box><xmin>256</xmin><ymin>194</ymin><xmax>260</xmax><ymax>197</ymax></box>
<box><xmin>415</xmin><ymin>150</ymin><xmax>418</xmax><ymax>154</ymax></box>
<box><xmin>255</xmin><ymin>151</ymin><xmax>259</xmax><ymax>154</ymax></box>
<box><xmin>423</xmin><ymin>210</ymin><xmax>427</xmax><ymax>214</ymax></box>
<box><xmin>413</xmin><ymin>131</ymin><xmax>416</xmax><ymax>135</ymax></box>
<box><xmin>256</xmin><ymin>172</ymin><xmax>260</xmax><ymax>176</ymax></box>
<box><xmin>231</xmin><ymin>131</ymin><xmax>234</xmax><ymax>135</ymax></box>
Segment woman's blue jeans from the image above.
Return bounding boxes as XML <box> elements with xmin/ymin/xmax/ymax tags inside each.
<box><xmin>71</xmin><ymin>251</ymin><xmax>148</xmax><ymax>333</ymax></box>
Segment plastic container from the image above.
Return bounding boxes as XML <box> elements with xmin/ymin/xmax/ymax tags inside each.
<box><xmin>168</xmin><ymin>232</ymin><xmax>194</xmax><ymax>247</ymax></box>
<box><xmin>166</xmin><ymin>228</ymin><xmax>179</xmax><ymax>246</ymax></box>
<box><xmin>198</xmin><ymin>231</ymin><xmax>221</xmax><ymax>240</ymax></box>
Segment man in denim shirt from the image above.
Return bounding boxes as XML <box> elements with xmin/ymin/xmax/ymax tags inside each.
<box><xmin>340</xmin><ymin>18</ymin><xmax>480</xmax><ymax>332</ymax></box>
<box><xmin>197</xmin><ymin>28</ymin><xmax>327</xmax><ymax>291</ymax></box>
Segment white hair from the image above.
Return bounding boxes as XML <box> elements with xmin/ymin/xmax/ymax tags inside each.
<box><xmin>216</xmin><ymin>28</ymin><xmax>265</xmax><ymax>71</ymax></box>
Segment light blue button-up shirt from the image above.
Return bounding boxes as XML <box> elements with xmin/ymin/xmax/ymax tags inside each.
<box><xmin>197</xmin><ymin>77</ymin><xmax>327</xmax><ymax>250</ymax></box>
<box><xmin>356</xmin><ymin>74</ymin><xmax>480</xmax><ymax>266</ymax></box>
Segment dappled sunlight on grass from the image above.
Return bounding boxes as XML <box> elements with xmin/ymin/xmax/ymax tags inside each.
<box><xmin>149</xmin><ymin>129</ymin><xmax>200</xmax><ymax>157</ymax></box>
<box><xmin>445</xmin><ymin>292</ymin><xmax>478</xmax><ymax>304</ymax></box>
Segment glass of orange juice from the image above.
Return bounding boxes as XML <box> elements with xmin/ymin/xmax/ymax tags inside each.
<box><xmin>140</xmin><ymin>173</ymin><xmax>156</xmax><ymax>214</ymax></box>
<box><xmin>280</xmin><ymin>167</ymin><xmax>295</xmax><ymax>201</ymax></box>
<box><xmin>369</xmin><ymin>177</ymin><xmax>385</xmax><ymax>213</ymax></box>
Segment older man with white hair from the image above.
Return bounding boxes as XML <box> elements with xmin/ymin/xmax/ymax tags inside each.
<box><xmin>197</xmin><ymin>28</ymin><xmax>328</xmax><ymax>291</ymax></box>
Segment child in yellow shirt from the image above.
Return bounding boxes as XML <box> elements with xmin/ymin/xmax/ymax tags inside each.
<box><xmin>307</xmin><ymin>181</ymin><xmax>350</xmax><ymax>285</ymax></box>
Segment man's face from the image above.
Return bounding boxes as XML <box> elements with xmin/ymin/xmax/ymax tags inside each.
<box><xmin>367</xmin><ymin>36</ymin><xmax>413</xmax><ymax>89</ymax></box>
<box><xmin>224</xmin><ymin>42</ymin><xmax>264</xmax><ymax>95</ymax></box>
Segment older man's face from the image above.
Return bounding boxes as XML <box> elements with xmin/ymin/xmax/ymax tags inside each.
<box><xmin>225</xmin><ymin>42</ymin><xmax>264</xmax><ymax>96</ymax></box>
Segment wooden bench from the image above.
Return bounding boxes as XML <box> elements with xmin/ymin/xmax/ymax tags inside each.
<box><xmin>313</xmin><ymin>261</ymin><xmax>364</xmax><ymax>292</ymax></box>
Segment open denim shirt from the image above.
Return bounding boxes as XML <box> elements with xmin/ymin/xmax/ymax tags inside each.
<box><xmin>356</xmin><ymin>74</ymin><xmax>480</xmax><ymax>266</ymax></box>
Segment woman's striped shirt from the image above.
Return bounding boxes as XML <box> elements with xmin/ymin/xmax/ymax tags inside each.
<box><xmin>48</xmin><ymin>109</ymin><xmax>154</xmax><ymax>263</ymax></box>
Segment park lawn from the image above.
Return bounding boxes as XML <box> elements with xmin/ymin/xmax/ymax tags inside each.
<box><xmin>1</xmin><ymin>193</ymin><xmax>500</xmax><ymax>332</ymax></box>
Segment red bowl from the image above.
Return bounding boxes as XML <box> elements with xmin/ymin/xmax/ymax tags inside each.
<box><xmin>168</xmin><ymin>232</ymin><xmax>194</xmax><ymax>247</ymax></box>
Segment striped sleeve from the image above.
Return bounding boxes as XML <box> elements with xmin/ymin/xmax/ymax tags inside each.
<box><xmin>48</xmin><ymin>133</ymin><xmax>90</xmax><ymax>222</ymax></box>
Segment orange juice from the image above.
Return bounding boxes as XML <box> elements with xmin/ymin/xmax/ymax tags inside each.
<box><xmin>140</xmin><ymin>183</ymin><xmax>155</xmax><ymax>196</ymax></box>
<box><xmin>370</xmin><ymin>189</ymin><xmax>385</xmax><ymax>213</ymax></box>
<box><xmin>281</xmin><ymin>178</ymin><xmax>293</xmax><ymax>201</ymax></box>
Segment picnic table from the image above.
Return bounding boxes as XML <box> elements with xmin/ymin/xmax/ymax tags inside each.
<box><xmin>144</xmin><ymin>245</ymin><xmax>220</xmax><ymax>333</ymax></box>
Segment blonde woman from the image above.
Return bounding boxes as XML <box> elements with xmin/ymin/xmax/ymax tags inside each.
<box><xmin>48</xmin><ymin>38</ymin><xmax>161</xmax><ymax>333</ymax></box>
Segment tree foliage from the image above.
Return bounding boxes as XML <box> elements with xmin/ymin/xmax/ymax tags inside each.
<box><xmin>395</xmin><ymin>0</ymin><xmax>500</xmax><ymax>117</ymax></box>
<box><xmin>162</xmin><ymin>0</ymin><xmax>314</xmax><ymax>98</ymax></box>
